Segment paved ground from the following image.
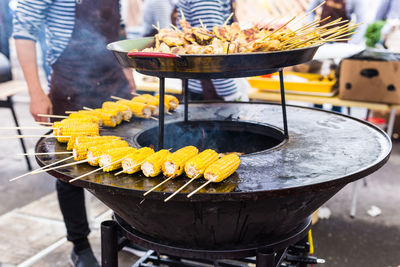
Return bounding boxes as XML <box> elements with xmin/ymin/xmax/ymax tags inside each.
<box><xmin>0</xmin><ymin>89</ymin><xmax>399</xmax><ymax>266</ymax></box>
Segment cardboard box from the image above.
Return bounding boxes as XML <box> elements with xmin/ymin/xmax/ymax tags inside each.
<box><xmin>339</xmin><ymin>59</ymin><xmax>400</xmax><ymax>104</ymax></box>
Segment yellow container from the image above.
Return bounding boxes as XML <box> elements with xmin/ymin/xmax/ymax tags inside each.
<box><xmin>248</xmin><ymin>72</ymin><xmax>336</xmax><ymax>94</ymax></box>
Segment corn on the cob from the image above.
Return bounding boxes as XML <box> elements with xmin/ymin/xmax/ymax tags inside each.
<box><xmin>68</xmin><ymin>135</ymin><xmax>122</xmax><ymax>151</ymax></box>
<box><xmin>102</xmin><ymin>102</ymin><xmax>132</xmax><ymax>121</ymax></box>
<box><xmin>141</xmin><ymin>149</ymin><xmax>171</xmax><ymax>177</ymax></box>
<box><xmin>184</xmin><ymin>149</ymin><xmax>219</xmax><ymax>178</ymax></box>
<box><xmin>116</xmin><ymin>100</ymin><xmax>154</xmax><ymax>118</ymax></box>
<box><xmin>68</xmin><ymin>113</ymin><xmax>102</xmax><ymax>125</ymax></box>
<box><xmin>55</xmin><ymin>121</ymin><xmax>99</xmax><ymax>143</ymax></box>
<box><xmin>72</xmin><ymin>137</ymin><xmax>116</xmax><ymax>160</ymax></box>
<box><xmin>91</xmin><ymin>109</ymin><xmax>118</xmax><ymax>127</ymax></box>
<box><xmin>99</xmin><ymin>147</ymin><xmax>136</xmax><ymax>172</ymax></box>
<box><xmin>132</xmin><ymin>95</ymin><xmax>170</xmax><ymax>116</ymax></box>
<box><xmin>156</xmin><ymin>94</ymin><xmax>179</xmax><ymax>111</ymax></box>
<box><xmin>122</xmin><ymin>147</ymin><xmax>155</xmax><ymax>174</ymax></box>
<box><xmin>87</xmin><ymin>140</ymin><xmax>129</xmax><ymax>166</ymax></box>
<box><xmin>204</xmin><ymin>154</ymin><xmax>241</xmax><ymax>182</ymax></box>
<box><xmin>162</xmin><ymin>146</ymin><xmax>198</xmax><ymax>177</ymax></box>
<box><xmin>73</xmin><ymin>110</ymin><xmax>105</xmax><ymax>126</ymax></box>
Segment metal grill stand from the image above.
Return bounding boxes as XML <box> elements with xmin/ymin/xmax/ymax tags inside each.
<box><xmin>156</xmin><ymin>69</ymin><xmax>288</xmax><ymax>149</ymax></box>
<box><xmin>101</xmin><ymin>215</ymin><xmax>324</xmax><ymax>267</ymax></box>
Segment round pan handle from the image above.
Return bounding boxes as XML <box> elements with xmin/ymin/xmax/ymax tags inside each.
<box><xmin>127</xmin><ymin>51</ymin><xmax>181</xmax><ymax>59</ymax></box>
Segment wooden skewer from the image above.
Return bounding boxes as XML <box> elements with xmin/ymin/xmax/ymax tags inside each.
<box><xmin>223</xmin><ymin>13</ymin><xmax>234</xmax><ymax>26</ymax></box>
<box><xmin>83</xmin><ymin>107</ymin><xmax>94</xmax><ymax>111</ymax></box>
<box><xmin>10</xmin><ymin>155</ymin><xmax>74</xmax><ymax>181</ymax></box>
<box><xmin>17</xmin><ymin>151</ymin><xmax>73</xmax><ymax>156</ymax></box>
<box><xmin>33</xmin><ymin>157</ymin><xmax>92</xmax><ymax>174</ymax></box>
<box><xmin>199</xmin><ymin>19</ymin><xmax>206</xmax><ymax>29</ymax></box>
<box><xmin>180</xmin><ymin>9</ymin><xmax>185</xmax><ymax>21</ymax></box>
<box><xmin>37</xmin><ymin>114</ymin><xmax>68</xmax><ymax>119</ymax></box>
<box><xmin>111</xmin><ymin>96</ymin><xmax>130</xmax><ymax>101</ymax></box>
<box><xmin>187</xmin><ymin>180</ymin><xmax>212</xmax><ymax>198</ymax></box>
<box><xmin>131</xmin><ymin>92</ymin><xmax>140</xmax><ymax>96</ymax></box>
<box><xmin>65</xmin><ymin>111</ymin><xmax>77</xmax><ymax>114</ymax></box>
<box><xmin>150</xmin><ymin>116</ymin><xmax>159</xmax><ymax>121</ymax></box>
<box><xmin>164</xmin><ymin>175</ymin><xmax>200</xmax><ymax>202</ymax></box>
<box><xmin>69</xmin><ymin>157</ymin><xmax>127</xmax><ymax>183</ymax></box>
<box><xmin>0</xmin><ymin>126</ymin><xmax>53</xmax><ymax>130</ymax></box>
<box><xmin>143</xmin><ymin>175</ymin><xmax>176</xmax><ymax>196</ymax></box>
<box><xmin>262</xmin><ymin>15</ymin><xmax>297</xmax><ymax>41</ymax></box>
<box><xmin>114</xmin><ymin>161</ymin><xmax>144</xmax><ymax>176</ymax></box>
<box><xmin>305</xmin><ymin>0</ymin><xmax>326</xmax><ymax>17</ymax></box>
<box><xmin>152</xmin><ymin>24</ymin><xmax>160</xmax><ymax>32</ymax></box>
<box><xmin>37</xmin><ymin>122</ymin><xmax>53</xmax><ymax>126</ymax></box>
<box><xmin>170</xmin><ymin>24</ymin><xmax>180</xmax><ymax>32</ymax></box>
<box><xmin>0</xmin><ymin>135</ymin><xmax>70</xmax><ymax>139</ymax></box>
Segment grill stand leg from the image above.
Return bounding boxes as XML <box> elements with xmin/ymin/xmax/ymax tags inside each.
<box><xmin>7</xmin><ymin>96</ymin><xmax>32</xmax><ymax>170</ymax></box>
<box><xmin>256</xmin><ymin>249</ymin><xmax>275</xmax><ymax>267</ymax></box>
<box><xmin>183</xmin><ymin>79</ymin><xmax>189</xmax><ymax>122</ymax></box>
<box><xmin>279</xmin><ymin>70</ymin><xmax>289</xmax><ymax>139</ymax></box>
<box><xmin>158</xmin><ymin>77</ymin><xmax>165</xmax><ymax>149</ymax></box>
<box><xmin>101</xmin><ymin>220</ymin><xmax>119</xmax><ymax>267</ymax></box>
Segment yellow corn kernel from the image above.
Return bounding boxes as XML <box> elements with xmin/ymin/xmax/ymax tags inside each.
<box><xmin>204</xmin><ymin>154</ymin><xmax>241</xmax><ymax>182</ymax></box>
<box><xmin>98</xmin><ymin>108</ymin><xmax>123</xmax><ymax>124</ymax></box>
<box><xmin>122</xmin><ymin>147</ymin><xmax>155</xmax><ymax>174</ymax></box>
<box><xmin>102</xmin><ymin>102</ymin><xmax>132</xmax><ymax>121</ymax></box>
<box><xmin>87</xmin><ymin>140</ymin><xmax>129</xmax><ymax>166</ymax></box>
<box><xmin>56</xmin><ymin>122</ymin><xmax>99</xmax><ymax>143</ymax></box>
<box><xmin>67</xmin><ymin>113</ymin><xmax>102</xmax><ymax>125</ymax></box>
<box><xmin>163</xmin><ymin>146</ymin><xmax>198</xmax><ymax>177</ymax></box>
<box><xmin>72</xmin><ymin>138</ymin><xmax>115</xmax><ymax>160</ymax></box>
<box><xmin>99</xmin><ymin>147</ymin><xmax>136</xmax><ymax>172</ymax></box>
<box><xmin>184</xmin><ymin>149</ymin><xmax>219</xmax><ymax>178</ymax></box>
<box><xmin>141</xmin><ymin>149</ymin><xmax>170</xmax><ymax>177</ymax></box>
<box><xmin>156</xmin><ymin>94</ymin><xmax>179</xmax><ymax>111</ymax></box>
<box><xmin>91</xmin><ymin>109</ymin><xmax>118</xmax><ymax>127</ymax></box>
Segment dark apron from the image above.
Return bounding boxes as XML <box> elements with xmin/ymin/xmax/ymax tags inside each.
<box><xmin>320</xmin><ymin>0</ymin><xmax>349</xmax><ymax>28</ymax></box>
<box><xmin>49</xmin><ymin>0</ymin><xmax>131</xmax><ymax>115</ymax></box>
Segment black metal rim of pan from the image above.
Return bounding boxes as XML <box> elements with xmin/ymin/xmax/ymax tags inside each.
<box><xmin>35</xmin><ymin>102</ymin><xmax>392</xmax><ymax>201</ymax></box>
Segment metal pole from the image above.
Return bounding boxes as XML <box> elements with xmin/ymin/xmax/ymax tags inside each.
<box><xmin>8</xmin><ymin>96</ymin><xmax>32</xmax><ymax>170</ymax></box>
<box><xmin>279</xmin><ymin>70</ymin><xmax>289</xmax><ymax>139</ymax></box>
<box><xmin>158</xmin><ymin>77</ymin><xmax>165</xmax><ymax>149</ymax></box>
<box><xmin>256</xmin><ymin>249</ymin><xmax>275</xmax><ymax>267</ymax></box>
<box><xmin>101</xmin><ymin>220</ymin><xmax>119</xmax><ymax>267</ymax></box>
<box><xmin>183</xmin><ymin>79</ymin><xmax>189</xmax><ymax>122</ymax></box>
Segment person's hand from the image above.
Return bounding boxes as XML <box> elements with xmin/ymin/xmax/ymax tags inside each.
<box><xmin>30</xmin><ymin>90</ymin><xmax>53</xmax><ymax>122</ymax></box>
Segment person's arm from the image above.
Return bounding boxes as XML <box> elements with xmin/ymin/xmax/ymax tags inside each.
<box><xmin>15</xmin><ymin>39</ymin><xmax>52</xmax><ymax>122</ymax></box>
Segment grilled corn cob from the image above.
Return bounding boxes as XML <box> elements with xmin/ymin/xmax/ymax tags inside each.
<box><xmin>122</xmin><ymin>147</ymin><xmax>155</xmax><ymax>174</ymax></box>
<box><xmin>102</xmin><ymin>101</ymin><xmax>133</xmax><ymax>121</ymax></box>
<box><xmin>87</xmin><ymin>140</ymin><xmax>129</xmax><ymax>166</ymax></box>
<box><xmin>184</xmin><ymin>149</ymin><xmax>219</xmax><ymax>178</ymax></box>
<box><xmin>68</xmin><ymin>135</ymin><xmax>121</xmax><ymax>151</ymax></box>
<box><xmin>156</xmin><ymin>94</ymin><xmax>179</xmax><ymax>111</ymax></box>
<box><xmin>91</xmin><ymin>109</ymin><xmax>118</xmax><ymax>127</ymax></box>
<box><xmin>116</xmin><ymin>100</ymin><xmax>155</xmax><ymax>118</ymax></box>
<box><xmin>162</xmin><ymin>146</ymin><xmax>198</xmax><ymax>177</ymax></box>
<box><xmin>141</xmin><ymin>149</ymin><xmax>171</xmax><ymax>177</ymax></box>
<box><xmin>204</xmin><ymin>154</ymin><xmax>241</xmax><ymax>182</ymax></box>
<box><xmin>72</xmin><ymin>138</ymin><xmax>116</xmax><ymax>160</ymax></box>
<box><xmin>68</xmin><ymin>113</ymin><xmax>102</xmax><ymax>125</ymax></box>
<box><xmin>99</xmin><ymin>147</ymin><xmax>136</xmax><ymax>172</ymax></box>
<box><xmin>55</xmin><ymin>121</ymin><xmax>99</xmax><ymax>143</ymax></box>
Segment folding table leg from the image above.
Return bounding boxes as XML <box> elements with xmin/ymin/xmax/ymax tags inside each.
<box><xmin>8</xmin><ymin>96</ymin><xmax>32</xmax><ymax>171</ymax></box>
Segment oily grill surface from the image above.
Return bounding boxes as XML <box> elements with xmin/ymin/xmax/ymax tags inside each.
<box><xmin>35</xmin><ymin>103</ymin><xmax>391</xmax><ymax>250</ymax></box>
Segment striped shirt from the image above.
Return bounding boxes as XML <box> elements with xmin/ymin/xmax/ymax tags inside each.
<box><xmin>177</xmin><ymin>0</ymin><xmax>238</xmax><ymax>97</ymax></box>
<box><xmin>12</xmin><ymin>0</ymin><xmax>122</xmax><ymax>68</ymax></box>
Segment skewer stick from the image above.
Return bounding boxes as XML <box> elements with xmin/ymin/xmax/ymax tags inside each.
<box><xmin>199</xmin><ymin>19</ymin><xmax>206</xmax><ymax>29</ymax></box>
<box><xmin>180</xmin><ymin>9</ymin><xmax>185</xmax><ymax>21</ymax></box>
<box><xmin>143</xmin><ymin>176</ymin><xmax>175</xmax><ymax>196</ymax></box>
<box><xmin>131</xmin><ymin>92</ymin><xmax>140</xmax><ymax>96</ymax></box>
<box><xmin>37</xmin><ymin>114</ymin><xmax>68</xmax><ymax>119</ymax></box>
<box><xmin>111</xmin><ymin>96</ymin><xmax>130</xmax><ymax>101</ymax></box>
<box><xmin>0</xmin><ymin>126</ymin><xmax>53</xmax><ymax>130</ymax></box>
<box><xmin>0</xmin><ymin>135</ymin><xmax>70</xmax><ymax>139</ymax></box>
<box><xmin>223</xmin><ymin>13</ymin><xmax>234</xmax><ymax>26</ymax></box>
<box><xmin>37</xmin><ymin>122</ymin><xmax>53</xmax><ymax>126</ymax></box>
<box><xmin>152</xmin><ymin>24</ymin><xmax>160</xmax><ymax>32</ymax></box>
<box><xmin>69</xmin><ymin>157</ymin><xmax>127</xmax><ymax>183</ymax></box>
<box><xmin>262</xmin><ymin>15</ymin><xmax>297</xmax><ymax>41</ymax></box>
<box><xmin>164</xmin><ymin>175</ymin><xmax>200</xmax><ymax>202</ymax></box>
<box><xmin>10</xmin><ymin>155</ymin><xmax>74</xmax><ymax>181</ymax></box>
<box><xmin>33</xmin><ymin>157</ymin><xmax>92</xmax><ymax>174</ymax></box>
<box><xmin>83</xmin><ymin>107</ymin><xmax>94</xmax><ymax>111</ymax></box>
<box><xmin>305</xmin><ymin>1</ymin><xmax>326</xmax><ymax>17</ymax></box>
<box><xmin>170</xmin><ymin>24</ymin><xmax>180</xmax><ymax>32</ymax></box>
<box><xmin>17</xmin><ymin>151</ymin><xmax>73</xmax><ymax>156</ymax></box>
<box><xmin>187</xmin><ymin>180</ymin><xmax>212</xmax><ymax>198</ymax></box>
<box><xmin>114</xmin><ymin>161</ymin><xmax>144</xmax><ymax>176</ymax></box>
<box><xmin>150</xmin><ymin>116</ymin><xmax>159</xmax><ymax>121</ymax></box>
<box><xmin>65</xmin><ymin>111</ymin><xmax>77</xmax><ymax>114</ymax></box>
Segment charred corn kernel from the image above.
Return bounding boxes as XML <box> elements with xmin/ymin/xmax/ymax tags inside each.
<box><xmin>184</xmin><ymin>149</ymin><xmax>219</xmax><ymax>178</ymax></box>
<box><xmin>91</xmin><ymin>109</ymin><xmax>118</xmax><ymax>127</ymax></box>
<box><xmin>99</xmin><ymin>147</ymin><xmax>136</xmax><ymax>172</ymax></box>
<box><xmin>204</xmin><ymin>154</ymin><xmax>241</xmax><ymax>182</ymax></box>
<box><xmin>102</xmin><ymin>102</ymin><xmax>132</xmax><ymax>121</ymax></box>
<box><xmin>72</xmin><ymin>137</ymin><xmax>117</xmax><ymax>160</ymax></box>
<box><xmin>163</xmin><ymin>146</ymin><xmax>199</xmax><ymax>177</ymax></box>
<box><xmin>56</xmin><ymin>122</ymin><xmax>99</xmax><ymax>143</ymax></box>
<box><xmin>141</xmin><ymin>149</ymin><xmax>170</xmax><ymax>177</ymax></box>
<box><xmin>87</xmin><ymin>140</ymin><xmax>129</xmax><ymax>166</ymax></box>
<box><xmin>67</xmin><ymin>113</ymin><xmax>101</xmax><ymax>125</ymax></box>
<box><xmin>156</xmin><ymin>94</ymin><xmax>179</xmax><ymax>111</ymax></box>
<box><xmin>122</xmin><ymin>147</ymin><xmax>155</xmax><ymax>174</ymax></box>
